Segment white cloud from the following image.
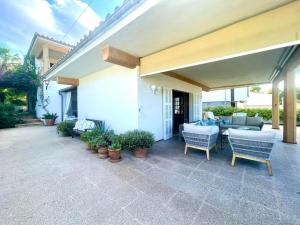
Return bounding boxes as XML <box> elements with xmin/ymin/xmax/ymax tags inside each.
<box><xmin>0</xmin><ymin>0</ymin><xmax>101</xmax><ymax>54</ymax></box>
<box><xmin>74</xmin><ymin>0</ymin><xmax>101</xmax><ymax>30</ymax></box>
<box><xmin>51</xmin><ymin>0</ymin><xmax>101</xmax><ymax>39</ymax></box>
<box><xmin>15</xmin><ymin>0</ymin><xmax>61</xmax><ymax>34</ymax></box>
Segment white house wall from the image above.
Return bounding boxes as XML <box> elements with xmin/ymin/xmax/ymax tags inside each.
<box><xmin>138</xmin><ymin>74</ymin><xmax>202</xmax><ymax>141</ymax></box>
<box><xmin>78</xmin><ymin>65</ymin><xmax>139</xmax><ymax>134</ymax></box>
<box><xmin>36</xmin><ymin>81</ymin><xmax>68</xmax><ymax>122</ymax></box>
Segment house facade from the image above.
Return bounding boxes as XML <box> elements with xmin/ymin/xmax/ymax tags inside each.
<box><xmin>202</xmin><ymin>87</ymin><xmax>249</xmax><ymax>108</ymax></box>
<box><xmin>27</xmin><ymin>33</ymin><xmax>77</xmax><ymax>123</ymax></box>
<box><xmin>27</xmin><ymin>0</ymin><xmax>300</xmax><ymax>144</ymax></box>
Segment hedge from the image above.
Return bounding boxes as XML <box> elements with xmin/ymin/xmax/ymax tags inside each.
<box><xmin>0</xmin><ymin>103</ymin><xmax>23</xmax><ymax>128</ymax></box>
<box><xmin>204</xmin><ymin>106</ymin><xmax>300</xmax><ymax>122</ymax></box>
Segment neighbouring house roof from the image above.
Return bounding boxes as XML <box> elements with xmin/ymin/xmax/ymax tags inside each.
<box><xmin>42</xmin><ymin>0</ymin><xmax>145</xmax><ymax>79</ymax></box>
<box><xmin>244</xmin><ymin>92</ymin><xmax>272</xmax><ymax>107</ymax></box>
<box><xmin>27</xmin><ymin>32</ymin><xmax>73</xmax><ymax>57</ymax></box>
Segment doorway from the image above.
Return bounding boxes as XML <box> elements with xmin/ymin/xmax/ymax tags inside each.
<box><xmin>172</xmin><ymin>90</ymin><xmax>189</xmax><ymax>134</ymax></box>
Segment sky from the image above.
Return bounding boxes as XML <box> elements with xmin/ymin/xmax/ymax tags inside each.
<box><xmin>0</xmin><ymin>0</ymin><xmax>123</xmax><ymax>56</ymax></box>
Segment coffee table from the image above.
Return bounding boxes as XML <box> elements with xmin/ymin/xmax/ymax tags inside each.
<box><xmin>221</xmin><ymin>127</ymin><xmax>251</xmax><ymax>149</ymax></box>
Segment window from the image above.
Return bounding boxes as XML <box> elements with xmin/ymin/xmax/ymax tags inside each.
<box><xmin>174</xmin><ymin>97</ymin><xmax>182</xmax><ymax>114</ymax></box>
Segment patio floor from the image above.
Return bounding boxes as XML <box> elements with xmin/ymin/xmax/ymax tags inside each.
<box><xmin>0</xmin><ymin>126</ymin><xmax>299</xmax><ymax>225</ymax></box>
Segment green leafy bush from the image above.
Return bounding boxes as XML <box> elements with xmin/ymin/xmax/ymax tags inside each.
<box><xmin>0</xmin><ymin>103</ymin><xmax>22</xmax><ymax>128</ymax></box>
<box><xmin>42</xmin><ymin>113</ymin><xmax>58</xmax><ymax>120</ymax></box>
<box><xmin>80</xmin><ymin>127</ymin><xmax>114</xmax><ymax>150</ymax></box>
<box><xmin>204</xmin><ymin>106</ymin><xmax>300</xmax><ymax>122</ymax></box>
<box><xmin>57</xmin><ymin>120</ymin><xmax>76</xmax><ymax>136</ymax></box>
<box><xmin>121</xmin><ymin>130</ymin><xmax>155</xmax><ymax>151</ymax></box>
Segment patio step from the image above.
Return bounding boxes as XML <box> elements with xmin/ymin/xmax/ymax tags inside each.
<box><xmin>16</xmin><ymin>118</ymin><xmax>43</xmax><ymax>128</ymax></box>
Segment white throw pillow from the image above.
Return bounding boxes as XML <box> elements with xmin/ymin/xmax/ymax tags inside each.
<box><xmin>228</xmin><ymin>128</ymin><xmax>276</xmax><ymax>142</ymax></box>
<box><xmin>183</xmin><ymin>123</ymin><xmax>219</xmax><ymax>135</ymax></box>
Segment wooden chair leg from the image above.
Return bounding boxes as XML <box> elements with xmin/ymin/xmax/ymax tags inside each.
<box><xmin>184</xmin><ymin>145</ymin><xmax>188</xmax><ymax>155</ymax></box>
<box><xmin>266</xmin><ymin>160</ymin><xmax>273</xmax><ymax>176</ymax></box>
<box><xmin>231</xmin><ymin>154</ymin><xmax>236</xmax><ymax>166</ymax></box>
<box><xmin>206</xmin><ymin>150</ymin><xmax>210</xmax><ymax>160</ymax></box>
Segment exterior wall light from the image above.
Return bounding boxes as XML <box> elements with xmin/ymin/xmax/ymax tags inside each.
<box><xmin>151</xmin><ymin>85</ymin><xmax>161</xmax><ymax>95</ymax></box>
<box><xmin>44</xmin><ymin>80</ymin><xmax>50</xmax><ymax>90</ymax></box>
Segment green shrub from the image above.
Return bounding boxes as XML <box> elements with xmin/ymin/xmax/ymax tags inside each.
<box><xmin>57</xmin><ymin>120</ymin><xmax>76</xmax><ymax>136</ymax></box>
<box><xmin>42</xmin><ymin>113</ymin><xmax>58</xmax><ymax>120</ymax></box>
<box><xmin>204</xmin><ymin>106</ymin><xmax>300</xmax><ymax>122</ymax></box>
<box><xmin>121</xmin><ymin>130</ymin><xmax>155</xmax><ymax>151</ymax></box>
<box><xmin>80</xmin><ymin>127</ymin><xmax>114</xmax><ymax>150</ymax></box>
<box><xmin>0</xmin><ymin>103</ymin><xmax>22</xmax><ymax>128</ymax></box>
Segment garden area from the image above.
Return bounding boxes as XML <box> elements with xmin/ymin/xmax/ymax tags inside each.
<box><xmin>0</xmin><ymin>48</ymin><xmax>40</xmax><ymax>128</ymax></box>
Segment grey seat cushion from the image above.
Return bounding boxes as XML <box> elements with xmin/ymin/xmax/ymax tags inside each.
<box><xmin>228</xmin><ymin>128</ymin><xmax>276</xmax><ymax>142</ymax></box>
<box><xmin>232</xmin><ymin>116</ymin><xmax>247</xmax><ymax>125</ymax></box>
<box><xmin>246</xmin><ymin>116</ymin><xmax>263</xmax><ymax>126</ymax></box>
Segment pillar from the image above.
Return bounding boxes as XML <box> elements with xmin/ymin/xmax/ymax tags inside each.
<box><xmin>42</xmin><ymin>45</ymin><xmax>50</xmax><ymax>74</ymax></box>
<box><xmin>272</xmin><ymin>81</ymin><xmax>280</xmax><ymax>129</ymax></box>
<box><xmin>283</xmin><ymin>69</ymin><xmax>297</xmax><ymax>144</ymax></box>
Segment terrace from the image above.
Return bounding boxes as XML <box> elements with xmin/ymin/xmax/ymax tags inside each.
<box><xmin>0</xmin><ymin>125</ymin><xmax>299</xmax><ymax>225</ymax></box>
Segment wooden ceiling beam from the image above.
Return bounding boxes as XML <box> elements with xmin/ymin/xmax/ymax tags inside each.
<box><xmin>140</xmin><ymin>1</ymin><xmax>300</xmax><ymax>76</ymax></box>
<box><xmin>102</xmin><ymin>46</ymin><xmax>140</xmax><ymax>69</ymax></box>
<box><xmin>162</xmin><ymin>71</ymin><xmax>210</xmax><ymax>91</ymax></box>
<box><xmin>57</xmin><ymin>77</ymin><xmax>79</xmax><ymax>86</ymax></box>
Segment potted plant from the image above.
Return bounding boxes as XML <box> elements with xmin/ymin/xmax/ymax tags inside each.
<box><xmin>42</xmin><ymin>113</ymin><xmax>58</xmax><ymax>126</ymax></box>
<box><xmin>108</xmin><ymin>141</ymin><xmax>122</xmax><ymax>163</ymax></box>
<box><xmin>107</xmin><ymin>134</ymin><xmax>121</xmax><ymax>162</ymax></box>
<box><xmin>57</xmin><ymin>120</ymin><xmax>76</xmax><ymax>136</ymax></box>
<box><xmin>80</xmin><ymin>132</ymin><xmax>92</xmax><ymax>150</ymax></box>
<box><xmin>122</xmin><ymin>130</ymin><xmax>155</xmax><ymax>158</ymax></box>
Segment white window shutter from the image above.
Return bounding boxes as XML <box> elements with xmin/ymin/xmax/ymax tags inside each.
<box><xmin>192</xmin><ymin>93</ymin><xmax>202</xmax><ymax>121</ymax></box>
<box><xmin>163</xmin><ymin>88</ymin><xmax>173</xmax><ymax>140</ymax></box>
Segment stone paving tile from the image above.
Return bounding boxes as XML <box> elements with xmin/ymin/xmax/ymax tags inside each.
<box><xmin>1</xmin><ymin>126</ymin><xmax>300</xmax><ymax>225</ymax></box>
<box><xmin>101</xmin><ymin>209</ymin><xmax>142</xmax><ymax>225</ymax></box>
<box><xmin>210</xmin><ymin>176</ymin><xmax>243</xmax><ymax>196</ymax></box>
<box><xmin>129</xmin><ymin>174</ymin><xmax>176</xmax><ymax>204</ymax></box>
<box><xmin>177</xmin><ymin>177</ymin><xmax>210</xmax><ymax>200</ymax></box>
<box><xmin>124</xmin><ymin>194</ymin><xmax>162</xmax><ymax>225</ymax></box>
<box><xmin>189</xmin><ymin>168</ymin><xmax>216</xmax><ymax>185</ymax></box>
<box><xmin>235</xmin><ymin>199</ymin><xmax>281</xmax><ymax>225</ymax></box>
<box><xmin>276</xmin><ymin>193</ymin><xmax>300</xmax><ymax>221</ymax></box>
<box><xmin>205</xmin><ymin>187</ymin><xmax>240</xmax><ymax>216</ymax></box>
<box><xmin>241</xmin><ymin>185</ymin><xmax>278</xmax><ymax>210</ymax></box>
<box><xmin>192</xmin><ymin>203</ymin><xmax>237</xmax><ymax>225</ymax></box>
<box><xmin>145</xmin><ymin>166</ymin><xmax>190</xmax><ymax>189</ymax></box>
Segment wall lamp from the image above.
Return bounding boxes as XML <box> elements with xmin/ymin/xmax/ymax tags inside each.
<box><xmin>44</xmin><ymin>80</ymin><xmax>50</xmax><ymax>90</ymax></box>
<box><xmin>151</xmin><ymin>85</ymin><xmax>161</xmax><ymax>95</ymax></box>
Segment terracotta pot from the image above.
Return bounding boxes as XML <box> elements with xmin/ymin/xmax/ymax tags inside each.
<box><xmin>108</xmin><ymin>149</ymin><xmax>122</xmax><ymax>163</ymax></box>
<box><xmin>45</xmin><ymin>119</ymin><xmax>55</xmax><ymax>126</ymax></box>
<box><xmin>134</xmin><ymin>147</ymin><xmax>148</xmax><ymax>158</ymax></box>
<box><xmin>98</xmin><ymin>147</ymin><xmax>108</xmax><ymax>159</ymax></box>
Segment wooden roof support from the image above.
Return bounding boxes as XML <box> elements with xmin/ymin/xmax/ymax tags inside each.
<box><xmin>102</xmin><ymin>46</ymin><xmax>140</xmax><ymax>69</ymax></box>
<box><xmin>57</xmin><ymin>77</ymin><xmax>79</xmax><ymax>86</ymax></box>
<box><xmin>162</xmin><ymin>71</ymin><xmax>210</xmax><ymax>91</ymax></box>
<box><xmin>140</xmin><ymin>1</ymin><xmax>300</xmax><ymax>76</ymax></box>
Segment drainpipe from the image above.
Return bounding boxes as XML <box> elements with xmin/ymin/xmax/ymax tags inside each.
<box><xmin>59</xmin><ymin>91</ymin><xmax>64</xmax><ymax>122</ymax></box>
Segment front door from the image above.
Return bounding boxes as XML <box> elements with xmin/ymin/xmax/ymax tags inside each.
<box><xmin>173</xmin><ymin>90</ymin><xmax>189</xmax><ymax>134</ymax></box>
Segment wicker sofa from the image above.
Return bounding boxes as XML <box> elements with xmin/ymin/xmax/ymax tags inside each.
<box><xmin>182</xmin><ymin>123</ymin><xmax>219</xmax><ymax>160</ymax></box>
<box><xmin>228</xmin><ymin>128</ymin><xmax>276</xmax><ymax>175</ymax></box>
<box><xmin>219</xmin><ymin>116</ymin><xmax>264</xmax><ymax>131</ymax></box>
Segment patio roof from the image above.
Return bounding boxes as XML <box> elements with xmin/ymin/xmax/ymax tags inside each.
<box><xmin>45</xmin><ymin>0</ymin><xmax>298</xmax><ymax>83</ymax></box>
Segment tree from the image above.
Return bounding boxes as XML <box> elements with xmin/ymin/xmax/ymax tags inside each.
<box><xmin>0</xmin><ymin>48</ymin><xmax>20</xmax><ymax>73</ymax></box>
<box><xmin>0</xmin><ymin>50</ymin><xmax>40</xmax><ymax>114</ymax></box>
<box><xmin>250</xmin><ymin>85</ymin><xmax>261</xmax><ymax>93</ymax></box>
